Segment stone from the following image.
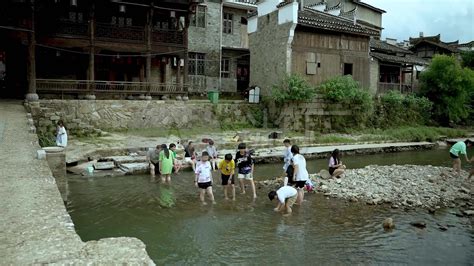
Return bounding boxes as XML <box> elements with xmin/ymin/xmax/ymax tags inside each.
<box><xmin>176</xmin><ymin>96</ymin><xmax>182</xmax><ymax>101</ymax></box>
<box><xmin>103</xmin><ymin>155</ymin><xmax>147</xmax><ymax>165</ymax></box>
<box><xmin>36</xmin><ymin>149</ymin><xmax>46</xmax><ymax>160</ymax></box>
<box><xmin>118</xmin><ymin>163</ymin><xmax>149</xmax><ymax>174</ymax></box>
<box><xmin>383</xmin><ymin>218</ymin><xmax>395</xmax><ymax>230</ymax></box>
<box><xmin>319</xmin><ymin>169</ymin><xmax>331</xmax><ymax>179</ymax></box>
<box><xmin>438</xmin><ymin>225</ymin><xmax>448</xmax><ymax>231</ymax></box>
<box><xmin>29</xmin><ymin>126</ymin><xmax>36</xmax><ymax>134</ymax></box>
<box><xmin>462</xmin><ymin>210</ymin><xmax>474</xmax><ymax>216</ymax></box>
<box><xmin>320</xmin><ymin>185</ymin><xmax>328</xmax><ymax>191</ymax></box>
<box><xmin>410</xmin><ymin>221</ymin><xmax>426</xmax><ymax>228</ymax></box>
<box><xmin>94</xmin><ymin>162</ymin><xmax>115</xmax><ymax>170</ymax></box>
<box><xmin>349</xmin><ymin>197</ymin><xmax>358</xmax><ymax>203</ymax></box>
<box><xmin>25</xmin><ymin>93</ymin><xmax>39</xmax><ymax>101</ymax></box>
<box><xmin>459</xmin><ymin>187</ymin><xmax>470</xmax><ymax>194</ymax></box>
<box><xmin>145</xmin><ymin>95</ymin><xmax>152</xmax><ymax>100</ymax></box>
<box><xmin>161</xmin><ymin>95</ymin><xmax>169</xmax><ymax>100</ymax></box>
<box><xmin>182</xmin><ymin>96</ymin><xmax>189</xmax><ymax>101</ymax></box>
<box><xmin>50</xmin><ymin>115</ymin><xmax>60</xmax><ymax>121</ymax></box>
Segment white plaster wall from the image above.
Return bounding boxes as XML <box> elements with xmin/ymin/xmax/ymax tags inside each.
<box><xmin>258</xmin><ymin>0</ymin><xmax>281</xmax><ymax>17</ymax></box>
<box><xmin>248</xmin><ymin>16</ymin><xmax>257</xmax><ymax>33</ymax></box>
<box><xmin>278</xmin><ymin>1</ymin><xmax>298</xmax><ymax>25</ymax></box>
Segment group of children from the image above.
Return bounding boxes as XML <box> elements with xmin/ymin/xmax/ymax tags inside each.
<box><xmin>194</xmin><ymin>142</ymin><xmax>257</xmax><ymax>205</ymax></box>
<box><xmin>148</xmin><ymin>140</ymin><xmax>257</xmax><ymax>205</ymax></box>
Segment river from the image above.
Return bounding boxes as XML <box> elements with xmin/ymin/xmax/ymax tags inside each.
<box><xmin>66</xmin><ymin>148</ymin><xmax>474</xmax><ymax>264</ymax></box>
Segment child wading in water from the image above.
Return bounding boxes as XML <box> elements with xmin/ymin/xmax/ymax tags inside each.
<box><xmin>159</xmin><ymin>144</ymin><xmax>176</xmax><ymax>183</ymax></box>
<box><xmin>169</xmin><ymin>143</ymin><xmax>181</xmax><ymax>174</ymax></box>
<box><xmin>235</xmin><ymin>143</ymin><xmax>257</xmax><ymax>199</ymax></box>
<box><xmin>195</xmin><ymin>151</ymin><xmax>215</xmax><ymax>205</ymax></box>
<box><xmin>218</xmin><ymin>153</ymin><xmax>236</xmax><ymax>200</ymax></box>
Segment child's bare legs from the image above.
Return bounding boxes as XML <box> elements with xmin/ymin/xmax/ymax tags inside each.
<box><xmin>452</xmin><ymin>158</ymin><xmax>461</xmax><ymax>177</ymax></box>
<box><xmin>166</xmin><ymin>174</ymin><xmax>171</xmax><ymax>183</ymax></box>
<box><xmin>199</xmin><ymin>189</ymin><xmax>206</xmax><ymax>205</ymax></box>
<box><xmin>332</xmin><ymin>168</ymin><xmax>345</xmax><ymax>178</ymax></box>
<box><xmin>248</xmin><ymin>179</ymin><xmax>257</xmax><ymax>199</ymax></box>
<box><xmin>150</xmin><ymin>164</ymin><xmax>155</xmax><ymax>177</ymax></box>
<box><xmin>231</xmin><ymin>184</ymin><xmax>236</xmax><ymax>200</ymax></box>
<box><xmin>296</xmin><ymin>188</ymin><xmax>304</xmax><ymax>205</ymax></box>
<box><xmin>239</xmin><ymin>178</ymin><xmax>246</xmax><ymax>194</ymax></box>
<box><xmin>223</xmin><ymin>184</ymin><xmax>229</xmax><ymax>200</ymax></box>
<box><xmin>206</xmin><ymin>186</ymin><xmax>215</xmax><ymax>204</ymax></box>
<box><xmin>174</xmin><ymin>163</ymin><xmax>181</xmax><ymax>174</ymax></box>
<box><xmin>161</xmin><ymin>174</ymin><xmax>165</xmax><ymax>183</ymax></box>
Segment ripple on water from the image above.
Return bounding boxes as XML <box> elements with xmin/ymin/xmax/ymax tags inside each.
<box><xmin>66</xmin><ymin>174</ymin><xmax>474</xmax><ymax>265</ymax></box>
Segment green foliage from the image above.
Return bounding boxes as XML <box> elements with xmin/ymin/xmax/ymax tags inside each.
<box><xmin>461</xmin><ymin>51</ymin><xmax>474</xmax><ymax>69</ymax></box>
<box><xmin>357</xmin><ymin>126</ymin><xmax>467</xmax><ymax>142</ymax></box>
<box><xmin>271</xmin><ymin>74</ymin><xmax>316</xmax><ymax>103</ymax></box>
<box><xmin>38</xmin><ymin>131</ymin><xmax>56</xmax><ymax>147</ymax></box>
<box><xmin>318</xmin><ymin>75</ymin><xmax>374</xmax><ymax>126</ymax></box>
<box><xmin>247</xmin><ymin>105</ymin><xmax>264</xmax><ymax>128</ymax></box>
<box><xmin>419</xmin><ymin>55</ymin><xmax>474</xmax><ymax>125</ymax></box>
<box><xmin>371</xmin><ymin>90</ymin><xmax>433</xmax><ymax>128</ymax></box>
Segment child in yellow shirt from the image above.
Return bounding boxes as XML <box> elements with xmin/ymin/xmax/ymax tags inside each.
<box><xmin>218</xmin><ymin>154</ymin><xmax>236</xmax><ymax>200</ymax></box>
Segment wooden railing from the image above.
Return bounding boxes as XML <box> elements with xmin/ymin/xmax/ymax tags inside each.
<box><xmin>36</xmin><ymin>79</ymin><xmax>189</xmax><ymax>96</ymax></box>
<box><xmin>377</xmin><ymin>82</ymin><xmax>413</xmax><ymax>95</ymax></box>
<box><xmin>41</xmin><ymin>21</ymin><xmax>185</xmax><ymax>45</ymax></box>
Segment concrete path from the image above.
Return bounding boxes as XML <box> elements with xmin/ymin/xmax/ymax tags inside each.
<box><xmin>0</xmin><ymin>101</ymin><xmax>154</xmax><ymax>264</ymax></box>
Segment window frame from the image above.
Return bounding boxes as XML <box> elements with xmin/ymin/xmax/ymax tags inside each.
<box><xmin>223</xmin><ymin>12</ymin><xmax>233</xmax><ymax>34</ymax></box>
<box><xmin>221</xmin><ymin>57</ymin><xmax>230</xmax><ymax>78</ymax></box>
<box><xmin>191</xmin><ymin>5</ymin><xmax>206</xmax><ymax>28</ymax></box>
<box><xmin>189</xmin><ymin>52</ymin><xmax>206</xmax><ymax>76</ymax></box>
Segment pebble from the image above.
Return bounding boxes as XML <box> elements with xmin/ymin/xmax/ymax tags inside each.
<box><xmin>410</xmin><ymin>221</ymin><xmax>427</xmax><ymax>228</ymax></box>
<box><xmin>383</xmin><ymin>218</ymin><xmax>395</xmax><ymax>230</ymax></box>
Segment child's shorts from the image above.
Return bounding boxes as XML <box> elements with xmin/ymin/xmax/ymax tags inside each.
<box><xmin>285</xmin><ymin>195</ymin><xmax>297</xmax><ymax>207</ymax></box>
<box><xmin>221</xmin><ymin>174</ymin><xmax>234</xmax><ymax>185</ymax></box>
<box><xmin>238</xmin><ymin>173</ymin><xmax>253</xmax><ymax>180</ymax></box>
<box><xmin>198</xmin><ymin>181</ymin><xmax>212</xmax><ymax>189</ymax></box>
<box><xmin>294</xmin><ymin>181</ymin><xmax>306</xmax><ymax>189</ymax></box>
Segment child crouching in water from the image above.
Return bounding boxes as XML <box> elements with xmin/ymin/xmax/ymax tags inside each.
<box><xmin>195</xmin><ymin>151</ymin><xmax>215</xmax><ymax>205</ymax></box>
<box><xmin>218</xmin><ymin>153</ymin><xmax>236</xmax><ymax>201</ymax></box>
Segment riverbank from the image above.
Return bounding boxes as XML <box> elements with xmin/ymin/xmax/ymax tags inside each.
<box><xmin>0</xmin><ymin>101</ymin><xmax>154</xmax><ymax>264</ymax></box>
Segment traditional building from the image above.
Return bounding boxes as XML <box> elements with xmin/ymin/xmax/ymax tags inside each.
<box><xmin>369</xmin><ymin>38</ymin><xmax>428</xmax><ymax>95</ymax></box>
<box><xmin>248</xmin><ymin>0</ymin><xmax>382</xmax><ymax>95</ymax></box>
<box><xmin>0</xmin><ymin>0</ymin><xmax>200</xmax><ymax>100</ymax></box>
<box><xmin>409</xmin><ymin>33</ymin><xmax>460</xmax><ymax>60</ymax></box>
<box><xmin>456</xmin><ymin>41</ymin><xmax>474</xmax><ymax>52</ymax></box>
<box><xmin>187</xmin><ymin>0</ymin><xmax>256</xmax><ymax>93</ymax></box>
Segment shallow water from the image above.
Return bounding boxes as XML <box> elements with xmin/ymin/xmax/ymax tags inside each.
<box><xmin>67</xmin><ymin>148</ymin><xmax>474</xmax><ymax>264</ymax></box>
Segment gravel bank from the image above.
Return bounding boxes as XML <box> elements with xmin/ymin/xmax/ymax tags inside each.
<box><xmin>314</xmin><ymin>165</ymin><xmax>473</xmax><ymax>211</ymax></box>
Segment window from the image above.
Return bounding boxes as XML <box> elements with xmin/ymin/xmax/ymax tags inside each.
<box><xmin>189</xmin><ymin>53</ymin><xmax>205</xmax><ymax>75</ymax></box>
<box><xmin>223</xmin><ymin>13</ymin><xmax>233</xmax><ymax>34</ymax></box>
<box><xmin>344</xmin><ymin>63</ymin><xmax>353</xmax><ymax>76</ymax></box>
<box><xmin>221</xmin><ymin>58</ymin><xmax>230</xmax><ymax>78</ymax></box>
<box><xmin>191</xmin><ymin>5</ymin><xmax>206</xmax><ymax>28</ymax></box>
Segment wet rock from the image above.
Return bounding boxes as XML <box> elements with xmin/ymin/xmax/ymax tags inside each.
<box><xmin>118</xmin><ymin>163</ymin><xmax>149</xmax><ymax>174</ymax></box>
<box><xmin>410</xmin><ymin>221</ymin><xmax>426</xmax><ymax>228</ymax></box>
<box><xmin>428</xmin><ymin>208</ymin><xmax>436</xmax><ymax>214</ymax></box>
<box><xmin>320</xmin><ymin>185</ymin><xmax>328</xmax><ymax>191</ymax></box>
<box><xmin>94</xmin><ymin>161</ymin><xmax>115</xmax><ymax>170</ymax></box>
<box><xmin>391</xmin><ymin>204</ymin><xmax>399</xmax><ymax>209</ymax></box>
<box><xmin>462</xmin><ymin>210</ymin><xmax>474</xmax><ymax>216</ymax></box>
<box><xmin>383</xmin><ymin>218</ymin><xmax>395</xmax><ymax>230</ymax></box>
<box><xmin>437</xmin><ymin>224</ymin><xmax>448</xmax><ymax>231</ymax></box>
<box><xmin>319</xmin><ymin>170</ymin><xmax>331</xmax><ymax>179</ymax></box>
<box><xmin>349</xmin><ymin>197</ymin><xmax>358</xmax><ymax>203</ymax></box>
<box><xmin>459</xmin><ymin>187</ymin><xmax>470</xmax><ymax>194</ymax></box>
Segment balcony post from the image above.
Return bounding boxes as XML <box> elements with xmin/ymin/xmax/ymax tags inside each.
<box><xmin>26</xmin><ymin>0</ymin><xmax>38</xmax><ymax>101</ymax></box>
<box><xmin>85</xmin><ymin>3</ymin><xmax>96</xmax><ymax>100</ymax></box>
<box><xmin>145</xmin><ymin>5</ymin><xmax>153</xmax><ymax>83</ymax></box>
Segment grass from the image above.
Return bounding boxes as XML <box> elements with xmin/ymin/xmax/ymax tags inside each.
<box><xmin>355</xmin><ymin>126</ymin><xmax>468</xmax><ymax>142</ymax></box>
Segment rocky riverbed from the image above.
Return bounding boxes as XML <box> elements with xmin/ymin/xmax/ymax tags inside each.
<box><xmin>258</xmin><ymin>165</ymin><xmax>473</xmax><ymax>214</ymax></box>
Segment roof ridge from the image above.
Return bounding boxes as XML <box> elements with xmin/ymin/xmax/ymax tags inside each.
<box><xmin>302</xmin><ymin>7</ymin><xmax>353</xmax><ymax>24</ymax></box>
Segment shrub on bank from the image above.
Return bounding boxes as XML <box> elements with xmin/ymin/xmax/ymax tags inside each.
<box><xmin>271</xmin><ymin>74</ymin><xmax>316</xmax><ymax>103</ymax></box>
<box><xmin>371</xmin><ymin>90</ymin><xmax>433</xmax><ymax>128</ymax></box>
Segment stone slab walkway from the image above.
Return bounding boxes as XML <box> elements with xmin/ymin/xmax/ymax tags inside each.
<box><xmin>0</xmin><ymin>101</ymin><xmax>154</xmax><ymax>264</ymax></box>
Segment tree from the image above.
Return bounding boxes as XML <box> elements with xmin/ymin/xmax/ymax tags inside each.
<box><xmin>461</xmin><ymin>51</ymin><xmax>474</xmax><ymax>69</ymax></box>
<box><xmin>271</xmin><ymin>74</ymin><xmax>316</xmax><ymax>103</ymax></box>
<box><xmin>419</xmin><ymin>55</ymin><xmax>474</xmax><ymax>126</ymax></box>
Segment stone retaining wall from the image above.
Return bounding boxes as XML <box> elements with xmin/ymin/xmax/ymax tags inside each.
<box><xmin>26</xmin><ymin>99</ymin><xmax>256</xmax><ymax>136</ymax></box>
<box><xmin>276</xmin><ymin>96</ymin><xmax>356</xmax><ymax>132</ymax></box>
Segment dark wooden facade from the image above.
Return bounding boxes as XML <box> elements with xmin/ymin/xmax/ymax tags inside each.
<box><xmin>0</xmin><ymin>0</ymin><xmax>200</xmax><ymax>99</ymax></box>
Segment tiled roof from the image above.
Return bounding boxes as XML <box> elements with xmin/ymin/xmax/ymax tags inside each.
<box><xmin>409</xmin><ymin>34</ymin><xmax>440</xmax><ymax>45</ymax></box>
<box><xmin>459</xmin><ymin>41</ymin><xmax>474</xmax><ymax>47</ymax></box>
<box><xmin>276</xmin><ymin>1</ymin><xmax>293</xmax><ymax>8</ymax></box>
<box><xmin>298</xmin><ymin>8</ymin><xmax>378</xmax><ymax>36</ymax></box>
<box><xmin>371</xmin><ymin>52</ymin><xmax>428</xmax><ymax>65</ymax></box>
<box><xmin>412</xmin><ymin>39</ymin><xmax>459</xmax><ymax>53</ymax></box>
<box><xmin>370</xmin><ymin>39</ymin><xmax>412</xmax><ymax>54</ymax></box>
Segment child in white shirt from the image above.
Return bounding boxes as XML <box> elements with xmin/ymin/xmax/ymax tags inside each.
<box><xmin>194</xmin><ymin>151</ymin><xmax>215</xmax><ymax>205</ymax></box>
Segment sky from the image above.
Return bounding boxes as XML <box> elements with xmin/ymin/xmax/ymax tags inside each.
<box><xmin>363</xmin><ymin>0</ymin><xmax>474</xmax><ymax>43</ymax></box>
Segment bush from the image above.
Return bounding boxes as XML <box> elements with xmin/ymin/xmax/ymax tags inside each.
<box><xmin>271</xmin><ymin>74</ymin><xmax>316</xmax><ymax>103</ymax></box>
<box><xmin>318</xmin><ymin>75</ymin><xmax>373</xmax><ymax>126</ymax></box>
<box><xmin>372</xmin><ymin>90</ymin><xmax>433</xmax><ymax>128</ymax></box>
<box><xmin>420</xmin><ymin>55</ymin><xmax>474</xmax><ymax>125</ymax></box>
<box><xmin>38</xmin><ymin>131</ymin><xmax>56</xmax><ymax>147</ymax></box>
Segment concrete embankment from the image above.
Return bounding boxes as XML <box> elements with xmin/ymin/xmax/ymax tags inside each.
<box><xmin>0</xmin><ymin>101</ymin><xmax>154</xmax><ymax>264</ymax></box>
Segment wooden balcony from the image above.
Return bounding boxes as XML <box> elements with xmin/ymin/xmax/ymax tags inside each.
<box><xmin>36</xmin><ymin>79</ymin><xmax>190</xmax><ymax>97</ymax></box>
<box><xmin>377</xmin><ymin>82</ymin><xmax>413</xmax><ymax>95</ymax></box>
<box><xmin>42</xmin><ymin>21</ymin><xmax>185</xmax><ymax>46</ymax></box>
